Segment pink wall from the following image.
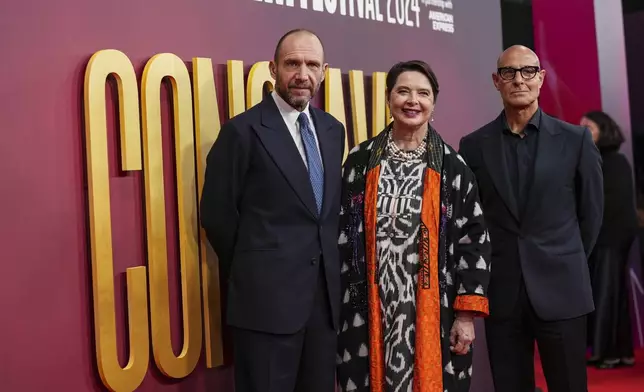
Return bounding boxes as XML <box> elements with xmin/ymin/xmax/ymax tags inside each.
<box><xmin>533</xmin><ymin>0</ymin><xmax>644</xmax><ymax>349</ymax></box>
<box><xmin>532</xmin><ymin>0</ymin><xmax>602</xmax><ymax>123</ymax></box>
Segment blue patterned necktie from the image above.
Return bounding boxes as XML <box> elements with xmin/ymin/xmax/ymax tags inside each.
<box><xmin>298</xmin><ymin>112</ymin><xmax>324</xmax><ymax>214</ymax></box>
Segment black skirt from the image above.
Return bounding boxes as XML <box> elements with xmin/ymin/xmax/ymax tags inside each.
<box><xmin>587</xmin><ymin>239</ymin><xmax>636</xmax><ymax>361</ymax></box>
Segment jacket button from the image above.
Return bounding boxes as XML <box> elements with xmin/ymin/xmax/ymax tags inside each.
<box><xmin>311</xmin><ymin>258</ymin><xmax>317</xmax><ymax>265</ymax></box>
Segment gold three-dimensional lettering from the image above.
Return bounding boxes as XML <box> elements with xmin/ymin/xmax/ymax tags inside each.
<box><xmin>227</xmin><ymin>60</ymin><xmax>246</xmax><ymax>118</ymax></box>
<box><xmin>371</xmin><ymin>71</ymin><xmax>388</xmax><ymax>133</ymax></box>
<box><xmin>324</xmin><ymin>68</ymin><xmax>349</xmax><ymax>160</ymax></box>
<box><xmin>140</xmin><ymin>53</ymin><xmax>203</xmax><ymax>378</ymax></box>
<box><xmin>247</xmin><ymin>61</ymin><xmax>274</xmax><ymax>109</ymax></box>
<box><xmin>349</xmin><ymin>70</ymin><xmax>368</xmax><ymax>144</ymax></box>
<box><xmin>192</xmin><ymin>57</ymin><xmax>225</xmax><ymax>368</ymax></box>
<box><xmin>84</xmin><ymin>49</ymin><xmax>149</xmax><ymax>392</ymax></box>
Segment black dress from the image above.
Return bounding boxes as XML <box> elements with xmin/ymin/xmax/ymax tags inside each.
<box><xmin>587</xmin><ymin>148</ymin><xmax>638</xmax><ymax>367</ymax></box>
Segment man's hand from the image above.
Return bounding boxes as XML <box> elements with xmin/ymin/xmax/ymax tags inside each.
<box><xmin>450</xmin><ymin>312</ymin><xmax>476</xmax><ymax>355</ymax></box>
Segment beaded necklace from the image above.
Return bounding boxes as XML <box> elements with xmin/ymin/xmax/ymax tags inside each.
<box><xmin>386</xmin><ymin>129</ymin><xmax>428</xmax><ymax>160</ymax></box>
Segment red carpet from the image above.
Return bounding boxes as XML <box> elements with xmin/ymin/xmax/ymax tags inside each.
<box><xmin>535</xmin><ymin>349</ymin><xmax>644</xmax><ymax>391</ymax></box>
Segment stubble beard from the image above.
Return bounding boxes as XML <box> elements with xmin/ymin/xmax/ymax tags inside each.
<box><xmin>275</xmin><ymin>78</ymin><xmax>321</xmax><ymax>112</ymax></box>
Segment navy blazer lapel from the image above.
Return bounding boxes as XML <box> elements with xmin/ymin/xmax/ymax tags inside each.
<box><xmin>522</xmin><ymin>113</ymin><xmax>563</xmax><ymax>225</ymax></box>
<box><xmin>482</xmin><ymin>114</ymin><xmax>520</xmax><ymax>221</ymax></box>
<box><xmin>311</xmin><ymin>107</ymin><xmax>340</xmax><ymax>218</ymax></box>
<box><xmin>253</xmin><ymin>98</ymin><xmax>319</xmax><ymax>218</ymax></box>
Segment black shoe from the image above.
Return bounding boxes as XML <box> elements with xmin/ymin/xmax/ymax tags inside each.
<box><xmin>596</xmin><ymin>358</ymin><xmax>620</xmax><ymax>369</ymax></box>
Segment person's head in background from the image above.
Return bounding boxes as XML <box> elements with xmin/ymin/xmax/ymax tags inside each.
<box><xmin>580</xmin><ymin>111</ymin><xmax>625</xmax><ymax>152</ymax></box>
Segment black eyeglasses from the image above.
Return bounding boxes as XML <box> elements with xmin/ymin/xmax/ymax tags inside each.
<box><xmin>497</xmin><ymin>66</ymin><xmax>540</xmax><ymax>81</ymax></box>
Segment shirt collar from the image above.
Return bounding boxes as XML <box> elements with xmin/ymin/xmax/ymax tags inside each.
<box><xmin>271</xmin><ymin>90</ymin><xmax>312</xmax><ymax>126</ymax></box>
<box><xmin>502</xmin><ymin>107</ymin><xmax>542</xmax><ymax>133</ymax></box>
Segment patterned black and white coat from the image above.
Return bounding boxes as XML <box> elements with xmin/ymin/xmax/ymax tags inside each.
<box><xmin>336</xmin><ymin>125</ymin><xmax>492</xmax><ymax>392</ymax></box>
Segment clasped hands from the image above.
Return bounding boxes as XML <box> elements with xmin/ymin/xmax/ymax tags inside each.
<box><xmin>450</xmin><ymin>311</ymin><xmax>476</xmax><ymax>355</ymax></box>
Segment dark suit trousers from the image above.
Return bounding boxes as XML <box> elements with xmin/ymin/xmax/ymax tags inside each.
<box><xmin>232</xmin><ymin>260</ymin><xmax>336</xmax><ymax>392</ymax></box>
<box><xmin>485</xmin><ymin>278</ymin><xmax>588</xmax><ymax>392</ymax></box>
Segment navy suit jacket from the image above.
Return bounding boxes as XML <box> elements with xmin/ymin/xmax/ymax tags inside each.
<box><xmin>459</xmin><ymin>111</ymin><xmax>603</xmax><ymax>321</ymax></box>
<box><xmin>200</xmin><ymin>96</ymin><xmax>345</xmax><ymax>334</ymax></box>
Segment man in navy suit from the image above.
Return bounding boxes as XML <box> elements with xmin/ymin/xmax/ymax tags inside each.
<box><xmin>459</xmin><ymin>45</ymin><xmax>603</xmax><ymax>392</ymax></box>
<box><xmin>200</xmin><ymin>29</ymin><xmax>345</xmax><ymax>392</ymax></box>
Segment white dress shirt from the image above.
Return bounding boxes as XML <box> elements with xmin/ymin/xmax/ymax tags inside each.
<box><xmin>271</xmin><ymin>90</ymin><xmax>323</xmax><ymax>170</ymax></box>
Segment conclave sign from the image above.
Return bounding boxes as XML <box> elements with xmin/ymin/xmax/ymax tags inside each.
<box><xmin>253</xmin><ymin>0</ymin><xmax>456</xmax><ymax>33</ymax></box>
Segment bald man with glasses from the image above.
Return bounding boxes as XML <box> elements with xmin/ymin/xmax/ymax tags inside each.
<box><xmin>458</xmin><ymin>45</ymin><xmax>604</xmax><ymax>392</ymax></box>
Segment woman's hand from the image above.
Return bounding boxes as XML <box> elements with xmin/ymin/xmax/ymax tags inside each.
<box><xmin>450</xmin><ymin>312</ymin><xmax>476</xmax><ymax>355</ymax></box>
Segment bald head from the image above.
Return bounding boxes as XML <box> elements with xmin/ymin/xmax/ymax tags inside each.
<box><xmin>497</xmin><ymin>45</ymin><xmax>540</xmax><ymax>68</ymax></box>
<box><xmin>493</xmin><ymin>45</ymin><xmax>545</xmax><ymax>110</ymax></box>
<box><xmin>274</xmin><ymin>29</ymin><xmax>325</xmax><ymax>63</ymax></box>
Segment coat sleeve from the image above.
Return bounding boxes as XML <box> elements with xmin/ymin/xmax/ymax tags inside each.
<box><xmin>338</xmin><ymin>144</ymin><xmax>361</xmax><ymax>265</ymax></box>
<box><xmin>337</xmin><ymin>155</ymin><xmax>350</xmax><ymax>262</ymax></box>
<box><xmin>452</xmin><ymin>157</ymin><xmax>491</xmax><ymax>316</ymax></box>
<box><xmin>575</xmin><ymin>128</ymin><xmax>604</xmax><ymax>257</ymax></box>
<box><xmin>199</xmin><ymin>121</ymin><xmax>250</xmax><ymax>278</ymax></box>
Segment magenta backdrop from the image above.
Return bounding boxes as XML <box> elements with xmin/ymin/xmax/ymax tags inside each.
<box><xmin>0</xmin><ymin>1</ymin><xmax>503</xmax><ymax>391</ymax></box>
<box><xmin>533</xmin><ymin>0</ymin><xmax>644</xmax><ymax>350</ymax></box>
<box><xmin>532</xmin><ymin>0</ymin><xmax>602</xmax><ymax>124</ymax></box>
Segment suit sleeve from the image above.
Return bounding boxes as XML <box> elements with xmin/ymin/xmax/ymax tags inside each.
<box><xmin>199</xmin><ymin>121</ymin><xmax>250</xmax><ymax>277</ymax></box>
<box><xmin>452</xmin><ymin>160</ymin><xmax>491</xmax><ymax>317</ymax></box>
<box><xmin>340</xmin><ymin>122</ymin><xmax>346</xmax><ymax>164</ymax></box>
<box><xmin>457</xmin><ymin>136</ymin><xmax>471</xmax><ymax>165</ymax></box>
<box><xmin>576</xmin><ymin>128</ymin><xmax>604</xmax><ymax>257</ymax></box>
<box><xmin>335</xmin><ymin>122</ymin><xmax>347</xmax><ymax>240</ymax></box>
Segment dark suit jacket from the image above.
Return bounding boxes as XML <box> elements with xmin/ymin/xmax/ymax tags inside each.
<box><xmin>458</xmin><ymin>111</ymin><xmax>603</xmax><ymax>321</ymax></box>
<box><xmin>200</xmin><ymin>96</ymin><xmax>346</xmax><ymax>334</ymax></box>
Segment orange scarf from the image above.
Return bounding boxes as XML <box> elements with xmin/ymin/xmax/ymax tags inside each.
<box><xmin>364</xmin><ymin>166</ymin><xmax>444</xmax><ymax>392</ymax></box>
